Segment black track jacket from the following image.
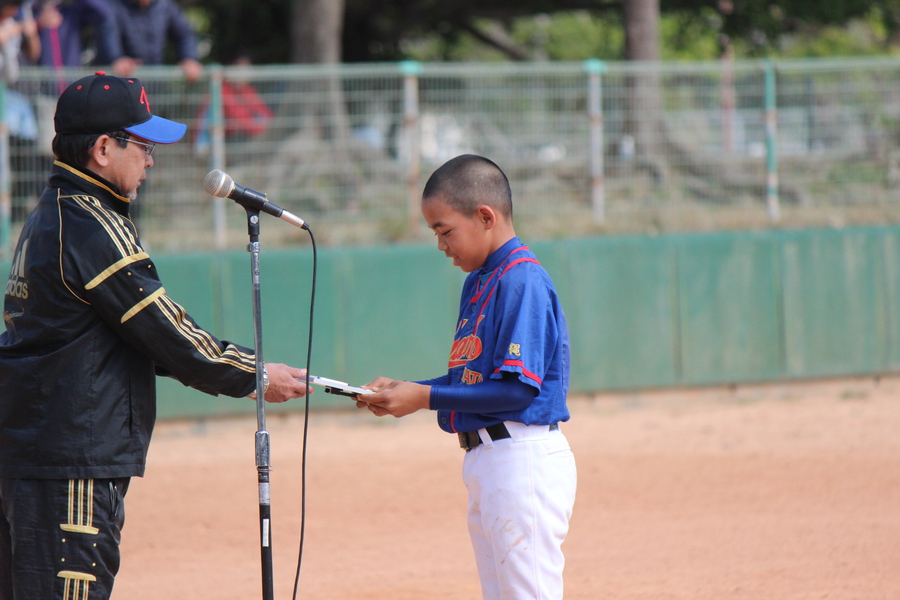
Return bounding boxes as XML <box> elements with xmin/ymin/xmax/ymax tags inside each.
<box><xmin>0</xmin><ymin>161</ymin><xmax>257</xmax><ymax>479</ymax></box>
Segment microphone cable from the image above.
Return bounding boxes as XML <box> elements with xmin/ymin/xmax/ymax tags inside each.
<box><xmin>292</xmin><ymin>225</ymin><xmax>317</xmax><ymax>600</ymax></box>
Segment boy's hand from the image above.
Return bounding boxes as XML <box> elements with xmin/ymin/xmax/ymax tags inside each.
<box><xmin>358</xmin><ymin>376</ymin><xmax>398</xmax><ymax>395</ymax></box>
<box><xmin>356</xmin><ymin>378</ymin><xmax>430</xmax><ymax>418</ymax></box>
<box><xmin>354</xmin><ymin>376</ymin><xmax>398</xmax><ymax>410</ymax></box>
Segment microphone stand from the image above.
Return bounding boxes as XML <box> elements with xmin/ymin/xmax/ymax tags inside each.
<box><xmin>245</xmin><ymin>207</ymin><xmax>275</xmax><ymax>600</ymax></box>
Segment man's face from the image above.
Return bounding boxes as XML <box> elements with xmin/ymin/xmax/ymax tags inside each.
<box><xmin>99</xmin><ymin>134</ymin><xmax>154</xmax><ymax>201</ymax></box>
<box><xmin>422</xmin><ymin>195</ymin><xmax>492</xmax><ymax>273</ymax></box>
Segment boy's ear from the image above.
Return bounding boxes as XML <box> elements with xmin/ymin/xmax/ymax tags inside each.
<box><xmin>476</xmin><ymin>205</ymin><xmax>497</xmax><ymax>228</ymax></box>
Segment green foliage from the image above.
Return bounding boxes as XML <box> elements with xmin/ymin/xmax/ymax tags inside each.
<box><xmin>512</xmin><ymin>12</ymin><xmax>624</xmax><ymax>60</ymax></box>
<box><xmin>659</xmin><ymin>9</ymin><xmax>724</xmax><ymax>60</ymax></box>
<box><xmin>400</xmin><ymin>19</ymin><xmax>510</xmax><ymax>62</ymax></box>
<box><xmin>399</xmin><ymin>11</ymin><xmax>715</xmax><ymax>62</ymax></box>
<box><xmin>775</xmin><ymin>11</ymin><xmax>898</xmax><ymax>57</ymax></box>
<box><xmin>187</xmin><ymin>0</ymin><xmax>900</xmax><ymax>64</ymax></box>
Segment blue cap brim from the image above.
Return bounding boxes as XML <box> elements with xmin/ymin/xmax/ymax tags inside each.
<box><xmin>124</xmin><ymin>115</ymin><xmax>187</xmax><ymax>144</ymax></box>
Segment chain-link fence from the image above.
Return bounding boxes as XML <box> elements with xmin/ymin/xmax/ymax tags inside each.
<box><xmin>2</xmin><ymin>57</ymin><xmax>900</xmax><ymax>257</ymax></box>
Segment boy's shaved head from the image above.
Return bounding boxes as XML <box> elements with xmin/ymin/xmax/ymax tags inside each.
<box><xmin>422</xmin><ymin>154</ymin><xmax>513</xmax><ymax>219</ymax></box>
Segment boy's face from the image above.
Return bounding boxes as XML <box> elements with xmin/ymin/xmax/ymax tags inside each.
<box><xmin>422</xmin><ymin>196</ymin><xmax>493</xmax><ymax>273</ymax></box>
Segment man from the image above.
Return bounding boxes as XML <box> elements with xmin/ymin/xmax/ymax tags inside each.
<box><xmin>0</xmin><ymin>72</ymin><xmax>310</xmax><ymax>600</ymax></box>
<box><xmin>32</xmin><ymin>0</ymin><xmax>130</xmax><ymax>72</ymax></box>
<box><xmin>0</xmin><ymin>1</ymin><xmax>40</xmax><ymax>82</ymax></box>
<box><xmin>104</xmin><ymin>0</ymin><xmax>202</xmax><ymax>81</ymax></box>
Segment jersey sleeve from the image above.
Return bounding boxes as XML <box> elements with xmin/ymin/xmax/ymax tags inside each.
<box><xmin>429</xmin><ymin>373</ymin><xmax>536</xmax><ymax>412</ymax></box>
<box><xmin>414</xmin><ymin>374</ymin><xmax>451</xmax><ymax>386</ymax></box>
<box><xmin>489</xmin><ymin>265</ymin><xmax>561</xmax><ymax>392</ymax></box>
<box><xmin>61</xmin><ymin>196</ymin><xmax>256</xmax><ymax>398</ymax></box>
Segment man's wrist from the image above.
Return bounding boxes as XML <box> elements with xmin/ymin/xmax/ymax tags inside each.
<box><xmin>248</xmin><ymin>364</ymin><xmax>269</xmax><ymax>399</ymax></box>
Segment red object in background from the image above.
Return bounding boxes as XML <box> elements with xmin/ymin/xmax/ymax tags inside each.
<box><xmin>221</xmin><ymin>80</ymin><xmax>273</xmax><ymax>138</ymax></box>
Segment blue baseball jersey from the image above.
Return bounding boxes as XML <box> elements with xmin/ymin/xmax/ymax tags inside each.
<box><xmin>436</xmin><ymin>237</ymin><xmax>571</xmax><ymax>434</ymax></box>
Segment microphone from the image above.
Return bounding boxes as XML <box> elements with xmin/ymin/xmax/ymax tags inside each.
<box><xmin>203</xmin><ymin>169</ymin><xmax>308</xmax><ymax>230</ymax></box>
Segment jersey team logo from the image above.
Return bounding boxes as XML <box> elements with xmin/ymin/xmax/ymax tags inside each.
<box><xmin>448</xmin><ymin>334</ymin><xmax>482</xmax><ymax>369</ymax></box>
<box><xmin>460</xmin><ymin>367</ymin><xmax>483</xmax><ymax>384</ymax></box>
<box><xmin>449</xmin><ymin>315</ymin><xmax>486</xmax><ymax>369</ymax></box>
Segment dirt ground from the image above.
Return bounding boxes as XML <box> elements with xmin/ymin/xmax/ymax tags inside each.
<box><xmin>114</xmin><ymin>376</ymin><xmax>900</xmax><ymax>600</ymax></box>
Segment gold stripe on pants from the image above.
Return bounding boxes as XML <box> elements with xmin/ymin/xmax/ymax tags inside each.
<box><xmin>59</xmin><ymin>479</ymin><xmax>99</xmax><ymax>535</ymax></box>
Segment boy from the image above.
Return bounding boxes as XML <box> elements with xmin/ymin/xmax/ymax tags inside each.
<box><xmin>358</xmin><ymin>154</ymin><xmax>577</xmax><ymax>600</ymax></box>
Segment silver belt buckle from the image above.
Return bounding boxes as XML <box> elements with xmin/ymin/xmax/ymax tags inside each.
<box><xmin>457</xmin><ymin>431</ymin><xmax>480</xmax><ymax>450</ymax></box>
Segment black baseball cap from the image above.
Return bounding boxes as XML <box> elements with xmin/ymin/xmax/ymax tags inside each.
<box><xmin>54</xmin><ymin>71</ymin><xmax>186</xmax><ymax>144</ymax></box>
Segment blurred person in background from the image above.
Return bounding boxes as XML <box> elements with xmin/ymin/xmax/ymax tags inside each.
<box><xmin>103</xmin><ymin>0</ymin><xmax>202</xmax><ymax>82</ymax></box>
<box><xmin>1</xmin><ymin>0</ymin><xmax>41</xmax><ymax>137</ymax></box>
<box><xmin>1</xmin><ymin>0</ymin><xmax>41</xmax><ymax>219</ymax></box>
<box><xmin>31</xmin><ymin>0</ymin><xmax>132</xmax><ymax>78</ymax></box>
<box><xmin>193</xmin><ymin>52</ymin><xmax>273</xmax><ymax>155</ymax></box>
<box><xmin>0</xmin><ymin>0</ymin><xmax>40</xmax><ymax>81</ymax></box>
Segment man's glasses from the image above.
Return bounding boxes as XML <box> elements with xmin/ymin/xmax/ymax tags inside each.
<box><xmin>114</xmin><ymin>136</ymin><xmax>156</xmax><ymax>156</ymax></box>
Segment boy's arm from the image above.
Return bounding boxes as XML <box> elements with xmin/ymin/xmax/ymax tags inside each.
<box><xmin>414</xmin><ymin>374</ymin><xmax>450</xmax><ymax>386</ymax></box>
<box><xmin>358</xmin><ymin>373</ymin><xmax>536</xmax><ymax>418</ymax></box>
<box><xmin>430</xmin><ymin>373</ymin><xmax>536</xmax><ymax>413</ymax></box>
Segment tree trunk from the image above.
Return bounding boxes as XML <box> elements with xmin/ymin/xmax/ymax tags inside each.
<box><xmin>623</xmin><ymin>0</ymin><xmax>659</xmax><ymax>61</ymax></box>
<box><xmin>291</xmin><ymin>0</ymin><xmax>345</xmax><ymax>64</ymax></box>
<box><xmin>622</xmin><ymin>0</ymin><xmax>666</xmax><ymax>182</ymax></box>
<box><xmin>287</xmin><ymin>0</ymin><xmax>351</xmax><ymax>148</ymax></box>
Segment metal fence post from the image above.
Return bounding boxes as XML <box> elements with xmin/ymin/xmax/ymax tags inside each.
<box><xmin>585</xmin><ymin>59</ymin><xmax>607</xmax><ymax>224</ymax></box>
<box><xmin>0</xmin><ymin>81</ymin><xmax>10</xmax><ymax>260</ymax></box>
<box><xmin>721</xmin><ymin>47</ymin><xmax>736</xmax><ymax>155</ymax></box>
<box><xmin>400</xmin><ymin>60</ymin><xmax>421</xmax><ymax>234</ymax></box>
<box><xmin>209</xmin><ymin>65</ymin><xmax>227</xmax><ymax>250</ymax></box>
<box><xmin>764</xmin><ymin>59</ymin><xmax>781</xmax><ymax>222</ymax></box>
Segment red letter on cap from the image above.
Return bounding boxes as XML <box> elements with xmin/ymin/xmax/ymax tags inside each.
<box><xmin>139</xmin><ymin>87</ymin><xmax>151</xmax><ymax>114</ymax></box>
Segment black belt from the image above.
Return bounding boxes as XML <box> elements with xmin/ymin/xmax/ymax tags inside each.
<box><xmin>458</xmin><ymin>422</ymin><xmax>559</xmax><ymax>451</ymax></box>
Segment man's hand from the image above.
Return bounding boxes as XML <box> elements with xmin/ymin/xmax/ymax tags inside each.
<box><xmin>356</xmin><ymin>378</ymin><xmax>430</xmax><ymax>418</ymax></box>
<box><xmin>257</xmin><ymin>363</ymin><xmax>312</xmax><ymax>403</ymax></box>
<box><xmin>179</xmin><ymin>58</ymin><xmax>203</xmax><ymax>82</ymax></box>
<box><xmin>37</xmin><ymin>5</ymin><xmax>63</xmax><ymax>29</ymax></box>
<box><xmin>111</xmin><ymin>56</ymin><xmax>140</xmax><ymax>78</ymax></box>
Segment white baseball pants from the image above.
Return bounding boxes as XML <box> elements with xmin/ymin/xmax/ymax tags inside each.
<box><xmin>462</xmin><ymin>421</ymin><xmax>577</xmax><ymax>600</ymax></box>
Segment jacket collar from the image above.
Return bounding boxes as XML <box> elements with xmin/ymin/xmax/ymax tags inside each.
<box><xmin>49</xmin><ymin>161</ymin><xmax>133</xmax><ymax>217</ymax></box>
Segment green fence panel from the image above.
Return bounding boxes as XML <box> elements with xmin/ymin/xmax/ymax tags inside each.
<box><xmin>151</xmin><ymin>249</ymin><xmax>325</xmax><ymax>418</ymax></box>
<box><xmin>153</xmin><ymin>254</ymin><xmax>243</xmax><ymax>418</ymax></box>
<box><xmin>780</xmin><ymin>228</ymin><xmax>888</xmax><ymax>377</ymax></box>
<box><xmin>676</xmin><ymin>232</ymin><xmax>784</xmax><ymax>385</ymax></box>
<box><xmin>556</xmin><ymin>236</ymin><xmax>680</xmax><ymax>391</ymax></box>
<box><xmin>327</xmin><ymin>244</ymin><xmax>463</xmax><ymax>385</ymax></box>
<box><xmin>247</xmin><ymin>249</ymin><xmax>318</xmax><ymax>368</ymax></box>
<box><xmin>881</xmin><ymin>230</ymin><xmax>900</xmax><ymax>370</ymax></box>
<box><xmin>153</xmin><ymin>251</ymin><xmax>264</xmax><ymax>419</ymax></box>
<box><xmin>6</xmin><ymin>225</ymin><xmax>900</xmax><ymax>420</ymax></box>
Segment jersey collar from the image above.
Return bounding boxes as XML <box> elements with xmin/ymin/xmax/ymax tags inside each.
<box><xmin>478</xmin><ymin>236</ymin><xmax>523</xmax><ymax>280</ymax></box>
